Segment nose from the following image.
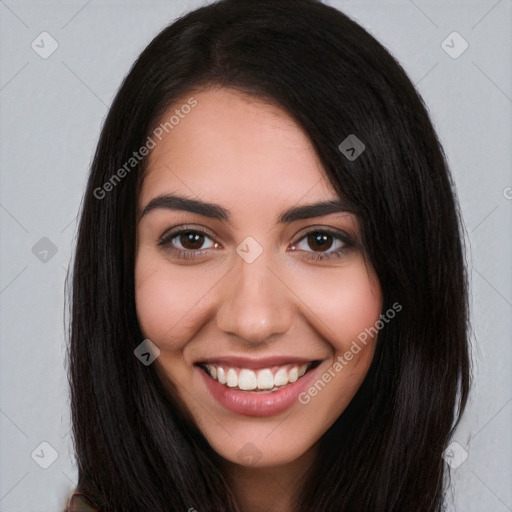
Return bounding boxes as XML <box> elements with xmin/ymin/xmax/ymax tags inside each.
<box><xmin>215</xmin><ymin>249</ymin><xmax>294</xmax><ymax>346</ymax></box>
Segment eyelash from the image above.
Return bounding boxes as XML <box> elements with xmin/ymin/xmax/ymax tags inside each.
<box><xmin>158</xmin><ymin>225</ymin><xmax>355</xmax><ymax>262</ymax></box>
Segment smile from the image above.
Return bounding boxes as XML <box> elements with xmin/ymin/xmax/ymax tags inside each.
<box><xmin>199</xmin><ymin>362</ymin><xmax>313</xmax><ymax>391</ymax></box>
<box><xmin>195</xmin><ymin>357</ymin><xmax>323</xmax><ymax>416</ymax></box>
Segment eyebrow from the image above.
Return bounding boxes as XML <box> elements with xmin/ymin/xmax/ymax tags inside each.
<box><xmin>138</xmin><ymin>194</ymin><xmax>354</xmax><ymax>224</ymax></box>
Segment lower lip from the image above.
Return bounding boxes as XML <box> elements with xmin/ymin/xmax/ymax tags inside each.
<box><xmin>197</xmin><ymin>364</ymin><xmax>321</xmax><ymax>417</ymax></box>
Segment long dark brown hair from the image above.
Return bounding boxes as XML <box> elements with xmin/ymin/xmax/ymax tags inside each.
<box><xmin>66</xmin><ymin>0</ymin><xmax>471</xmax><ymax>510</ymax></box>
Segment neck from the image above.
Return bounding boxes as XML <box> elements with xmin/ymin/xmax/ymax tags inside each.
<box><xmin>223</xmin><ymin>445</ymin><xmax>317</xmax><ymax>512</ymax></box>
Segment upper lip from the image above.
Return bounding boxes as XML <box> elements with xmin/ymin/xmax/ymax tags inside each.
<box><xmin>195</xmin><ymin>355</ymin><xmax>321</xmax><ymax>370</ymax></box>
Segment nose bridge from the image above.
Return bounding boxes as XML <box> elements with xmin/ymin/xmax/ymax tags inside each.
<box><xmin>216</xmin><ymin>239</ymin><xmax>293</xmax><ymax>345</ymax></box>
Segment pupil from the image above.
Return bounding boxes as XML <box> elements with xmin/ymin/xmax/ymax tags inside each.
<box><xmin>182</xmin><ymin>232</ymin><xmax>203</xmax><ymax>249</ymax></box>
<box><xmin>308</xmin><ymin>232</ymin><xmax>332</xmax><ymax>251</ymax></box>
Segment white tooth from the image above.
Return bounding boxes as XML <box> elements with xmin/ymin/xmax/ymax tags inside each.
<box><xmin>238</xmin><ymin>369</ymin><xmax>257</xmax><ymax>390</ymax></box>
<box><xmin>256</xmin><ymin>369</ymin><xmax>274</xmax><ymax>390</ymax></box>
<box><xmin>288</xmin><ymin>367</ymin><xmax>299</xmax><ymax>383</ymax></box>
<box><xmin>206</xmin><ymin>364</ymin><xmax>217</xmax><ymax>380</ymax></box>
<box><xmin>298</xmin><ymin>363</ymin><xmax>308</xmax><ymax>377</ymax></box>
<box><xmin>226</xmin><ymin>368</ymin><xmax>238</xmax><ymax>387</ymax></box>
<box><xmin>274</xmin><ymin>368</ymin><xmax>289</xmax><ymax>387</ymax></box>
<box><xmin>217</xmin><ymin>367</ymin><xmax>226</xmax><ymax>384</ymax></box>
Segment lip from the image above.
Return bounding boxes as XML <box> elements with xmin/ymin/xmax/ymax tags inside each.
<box><xmin>196</xmin><ymin>359</ymin><xmax>324</xmax><ymax>417</ymax></box>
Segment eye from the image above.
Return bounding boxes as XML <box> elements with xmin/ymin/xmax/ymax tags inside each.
<box><xmin>158</xmin><ymin>226</ymin><xmax>220</xmax><ymax>260</ymax></box>
<box><xmin>158</xmin><ymin>225</ymin><xmax>355</xmax><ymax>262</ymax></box>
<box><xmin>289</xmin><ymin>228</ymin><xmax>354</xmax><ymax>261</ymax></box>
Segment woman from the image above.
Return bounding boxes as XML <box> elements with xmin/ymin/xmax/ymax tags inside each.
<box><xmin>66</xmin><ymin>0</ymin><xmax>471</xmax><ymax>510</ymax></box>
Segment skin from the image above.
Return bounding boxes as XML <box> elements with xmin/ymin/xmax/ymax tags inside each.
<box><xmin>135</xmin><ymin>87</ymin><xmax>382</xmax><ymax>512</ymax></box>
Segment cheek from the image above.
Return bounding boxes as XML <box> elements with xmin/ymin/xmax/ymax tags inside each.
<box><xmin>289</xmin><ymin>262</ymin><xmax>382</xmax><ymax>432</ymax></box>
<box><xmin>333</xmin><ymin>270</ymin><xmax>382</xmax><ymax>350</ymax></box>
<box><xmin>134</xmin><ymin>254</ymin><xmax>211</xmax><ymax>350</ymax></box>
<box><xmin>293</xmin><ymin>260</ymin><xmax>382</xmax><ymax>355</ymax></box>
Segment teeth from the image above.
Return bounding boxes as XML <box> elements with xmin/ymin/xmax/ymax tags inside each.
<box><xmin>239</xmin><ymin>369</ymin><xmax>257</xmax><ymax>391</ymax></box>
<box><xmin>274</xmin><ymin>368</ymin><xmax>288</xmax><ymax>387</ymax></box>
<box><xmin>202</xmin><ymin>362</ymin><xmax>312</xmax><ymax>391</ymax></box>
<box><xmin>217</xmin><ymin>366</ymin><xmax>226</xmax><ymax>384</ymax></box>
<box><xmin>206</xmin><ymin>364</ymin><xmax>217</xmax><ymax>380</ymax></box>
<box><xmin>257</xmin><ymin>369</ymin><xmax>274</xmax><ymax>390</ymax></box>
<box><xmin>288</xmin><ymin>367</ymin><xmax>298</xmax><ymax>383</ymax></box>
<box><xmin>226</xmin><ymin>368</ymin><xmax>238</xmax><ymax>387</ymax></box>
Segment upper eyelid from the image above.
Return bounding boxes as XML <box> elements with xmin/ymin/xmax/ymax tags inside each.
<box><xmin>291</xmin><ymin>228</ymin><xmax>354</xmax><ymax>250</ymax></box>
<box><xmin>158</xmin><ymin>224</ymin><xmax>217</xmax><ymax>243</ymax></box>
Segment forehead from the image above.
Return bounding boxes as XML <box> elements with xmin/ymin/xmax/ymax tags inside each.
<box><xmin>138</xmin><ymin>87</ymin><xmax>337</xmax><ymax>215</ymax></box>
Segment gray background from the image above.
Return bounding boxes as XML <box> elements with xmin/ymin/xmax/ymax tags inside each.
<box><xmin>1</xmin><ymin>1</ymin><xmax>511</xmax><ymax>510</ymax></box>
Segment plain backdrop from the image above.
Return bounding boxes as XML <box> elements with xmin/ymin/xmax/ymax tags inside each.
<box><xmin>0</xmin><ymin>1</ymin><xmax>511</xmax><ymax>511</ymax></box>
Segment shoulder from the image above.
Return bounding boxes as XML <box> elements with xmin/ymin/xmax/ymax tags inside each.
<box><xmin>65</xmin><ymin>492</ymin><xmax>99</xmax><ymax>511</ymax></box>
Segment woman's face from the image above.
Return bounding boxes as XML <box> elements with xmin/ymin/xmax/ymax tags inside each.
<box><xmin>135</xmin><ymin>87</ymin><xmax>382</xmax><ymax>468</ymax></box>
